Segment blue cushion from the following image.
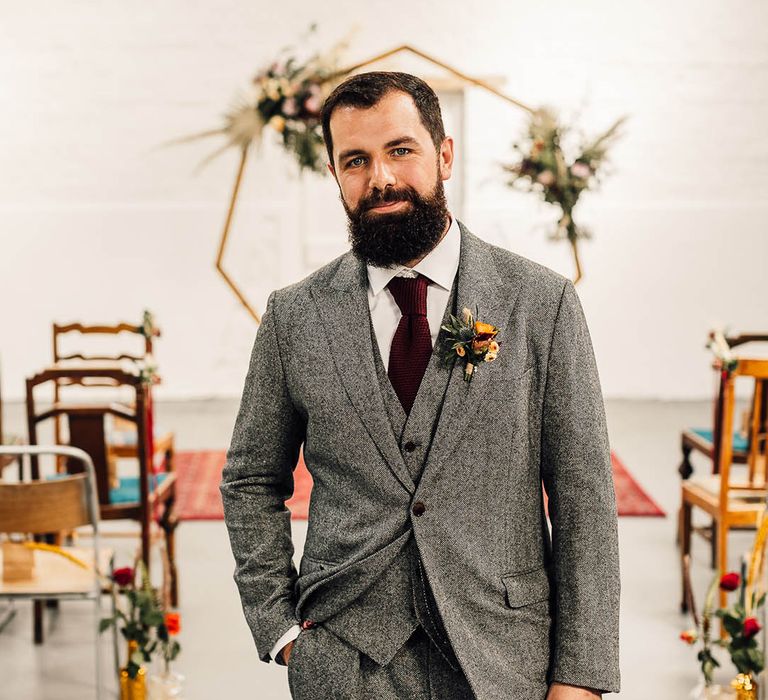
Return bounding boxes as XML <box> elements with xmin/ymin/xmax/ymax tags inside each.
<box><xmin>48</xmin><ymin>472</ymin><xmax>169</xmax><ymax>505</ymax></box>
<box><xmin>691</xmin><ymin>428</ymin><xmax>749</xmax><ymax>453</ymax></box>
<box><xmin>109</xmin><ymin>473</ymin><xmax>169</xmax><ymax>505</ymax></box>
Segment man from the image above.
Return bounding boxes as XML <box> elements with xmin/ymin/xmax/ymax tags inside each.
<box><xmin>221</xmin><ymin>71</ymin><xmax>620</xmax><ymax>699</ymax></box>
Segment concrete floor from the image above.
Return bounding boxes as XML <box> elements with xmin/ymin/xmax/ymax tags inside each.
<box><xmin>0</xmin><ymin>397</ymin><xmax>760</xmax><ymax>699</ymax></box>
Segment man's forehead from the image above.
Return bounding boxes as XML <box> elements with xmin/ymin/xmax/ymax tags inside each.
<box><xmin>331</xmin><ymin>98</ymin><xmax>431</xmax><ymax>159</ymax></box>
<box><xmin>332</xmin><ymin>92</ymin><xmax>423</xmax><ymax>134</ymax></box>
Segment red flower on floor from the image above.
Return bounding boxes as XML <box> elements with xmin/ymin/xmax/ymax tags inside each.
<box><xmin>744</xmin><ymin>617</ymin><xmax>761</xmax><ymax>639</ymax></box>
<box><xmin>112</xmin><ymin>567</ymin><xmax>135</xmax><ymax>587</ymax></box>
<box><xmin>720</xmin><ymin>572</ymin><xmax>740</xmax><ymax>591</ymax></box>
<box><xmin>680</xmin><ymin>629</ymin><xmax>698</xmax><ymax>645</ymax></box>
<box><xmin>165</xmin><ymin>612</ymin><xmax>181</xmax><ymax>635</ymax></box>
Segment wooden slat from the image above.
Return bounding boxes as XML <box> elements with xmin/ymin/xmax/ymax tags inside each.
<box><xmin>0</xmin><ymin>475</ymin><xmax>91</xmax><ymax>533</ymax></box>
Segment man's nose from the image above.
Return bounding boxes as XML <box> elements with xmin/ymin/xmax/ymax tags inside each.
<box><xmin>368</xmin><ymin>157</ymin><xmax>397</xmax><ymax>191</ymax></box>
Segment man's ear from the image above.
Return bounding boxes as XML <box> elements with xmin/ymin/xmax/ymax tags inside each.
<box><xmin>439</xmin><ymin>136</ymin><xmax>454</xmax><ymax>181</ymax></box>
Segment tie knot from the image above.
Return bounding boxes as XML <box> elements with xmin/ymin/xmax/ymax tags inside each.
<box><xmin>387</xmin><ymin>274</ymin><xmax>429</xmax><ymax>316</ymax></box>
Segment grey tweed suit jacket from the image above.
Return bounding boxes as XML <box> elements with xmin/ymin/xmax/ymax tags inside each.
<box><xmin>220</xmin><ymin>220</ymin><xmax>621</xmax><ymax>697</ymax></box>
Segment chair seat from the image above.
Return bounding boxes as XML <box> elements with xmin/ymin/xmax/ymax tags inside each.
<box><xmin>0</xmin><ymin>545</ymin><xmax>112</xmax><ymax>598</ymax></box>
<box><xmin>688</xmin><ymin>428</ymin><xmax>749</xmax><ymax>453</ymax></box>
<box><xmin>109</xmin><ymin>472</ymin><xmax>171</xmax><ymax>505</ymax></box>
<box><xmin>683</xmin><ymin>474</ymin><xmax>766</xmax><ymax>518</ymax></box>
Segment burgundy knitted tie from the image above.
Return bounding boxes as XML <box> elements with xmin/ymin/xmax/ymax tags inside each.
<box><xmin>387</xmin><ymin>274</ymin><xmax>432</xmax><ymax>415</ymax></box>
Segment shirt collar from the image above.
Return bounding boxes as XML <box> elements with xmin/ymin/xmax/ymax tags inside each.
<box><xmin>366</xmin><ymin>213</ymin><xmax>460</xmax><ymax>296</ymax></box>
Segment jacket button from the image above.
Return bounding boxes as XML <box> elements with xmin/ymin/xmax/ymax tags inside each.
<box><xmin>403</xmin><ymin>441</ymin><xmax>417</xmax><ymax>452</ymax></box>
<box><xmin>300</xmin><ymin>619</ymin><xmax>316</xmax><ymax>630</ymax></box>
<box><xmin>412</xmin><ymin>501</ymin><xmax>426</xmax><ymax>516</ymax></box>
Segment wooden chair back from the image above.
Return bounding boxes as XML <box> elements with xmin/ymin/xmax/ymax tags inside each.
<box><xmin>716</xmin><ymin>357</ymin><xmax>768</xmax><ymax>499</ymax></box>
<box><xmin>52</xmin><ymin>311</ymin><xmax>160</xmax><ymax>365</ymax></box>
<box><xmin>51</xmin><ymin>313</ymin><xmax>159</xmax><ymax>455</ymax></box>
<box><xmin>0</xmin><ymin>445</ymin><xmax>100</xmax><ymax>535</ymax></box>
<box><xmin>0</xmin><ymin>475</ymin><xmax>91</xmax><ymax>534</ymax></box>
<box><xmin>25</xmin><ymin>365</ymin><xmax>151</xmax><ymax>510</ymax></box>
<box><xmin>710</xmin><ymin>333</ymin><xmax>768</xmax><ymax>475</ymax></box>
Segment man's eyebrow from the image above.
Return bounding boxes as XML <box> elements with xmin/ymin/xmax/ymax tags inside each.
<box><xmin>337</xmin><ymin>136</ymin><xmax>420</xmax><ymax>163</ymax></box>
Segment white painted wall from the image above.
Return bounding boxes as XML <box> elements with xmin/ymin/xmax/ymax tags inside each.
<box><xmin>1</xmin><ymin>1</ymin><xmax>766</xmax><ymax>401</ymax></box>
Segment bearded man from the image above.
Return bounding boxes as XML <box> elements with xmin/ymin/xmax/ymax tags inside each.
<box><xmin>221</xmin><ymin>71</ymin><xmax>621</xmax><ymax>699</ymax></box>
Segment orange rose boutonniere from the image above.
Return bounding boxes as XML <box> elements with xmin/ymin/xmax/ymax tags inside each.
<box><xmin>440</xmin><ymin>306</ymin><xmax>501</xmax><ymax>382</ymax></box>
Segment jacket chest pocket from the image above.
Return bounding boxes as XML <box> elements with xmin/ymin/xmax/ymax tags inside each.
<box><xmin>484</xmin><ymin>365</ymin><xmax>535</xmax><ymax>404</ymax></box>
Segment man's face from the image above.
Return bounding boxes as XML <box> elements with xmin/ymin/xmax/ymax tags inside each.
<box><xmin>327</xmin><ymin>90</ymin><xmax>454</xmax><ymax>267</ymax></box>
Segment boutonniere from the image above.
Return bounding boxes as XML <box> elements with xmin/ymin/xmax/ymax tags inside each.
<box><xmin>440</xmin><ymin>306</ymin><xmax>501</xmax><ymax>382</ymax></box>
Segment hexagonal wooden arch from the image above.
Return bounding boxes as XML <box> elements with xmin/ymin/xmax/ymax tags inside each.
<box><xmin>216</xmin><ymin>44</ymin><xmax>535</xmax><ymax>324</ymax></box>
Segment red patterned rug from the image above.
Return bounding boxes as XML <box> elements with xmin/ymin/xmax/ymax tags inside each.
<box><xmin>175</xmin><ymin>449</ymin><xmax>664</xmax><ymax>521</ymax></box>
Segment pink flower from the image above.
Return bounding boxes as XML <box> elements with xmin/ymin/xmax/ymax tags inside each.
<box><xmin>571</xmin><ymin>162</ymin><xmax>592</xmax><ymax>179</ymax></box>
<box><xmin>282</xmin><ymin>97</ymin><xmax>299</xmax><ymax>117</ymax></box>
<box><xmin>536</xmin><ymin>170</ymin><xmax>555</xmax><ymax>187</ymax></box>
<box><xmin>303</xmin><ymin>94</ymin><xmax>322</xmax><ymax>116</ymax></box>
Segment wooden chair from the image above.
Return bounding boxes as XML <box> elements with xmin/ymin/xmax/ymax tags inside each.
<box><xmin>678</xmin><ymin>332</ymin><xmax>768</xmax><ymax>566</ymax></box>
<box><xmin>0</xmin><ymin>444</ymin><xmax>112</xmax><ymax>698</ymax></box>
<box><xmin>680</xmin><ymin>356</ymin><xmax>768</xmax><ymax>612</ymax></box>
<box><xmin>679</xmin><ymin>333</ymin><xmax>768</xmax><ymax>481</ymax></box>
<box><xmin>0</xmin><ymin>356</ymin><xmax>23</xmax><ymax>476</ymax></box>
<box><xmin>25</xmin><ymin>363</ymin><xmax>179</xmax><ymax>607</ymax></box>
<box><xmin>51</xmin><ymin>311</ymin><xmax>174</xmax><ymax>480</ymax></box>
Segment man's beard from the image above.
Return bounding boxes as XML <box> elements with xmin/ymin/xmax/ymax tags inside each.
<box><xmin>342</xmin><ymin>176</ymin><xmax>449</xmax><ymax>268</ymax></box>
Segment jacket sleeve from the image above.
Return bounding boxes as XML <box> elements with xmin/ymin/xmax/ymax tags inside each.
<box><xmin>540</xmin><ymin>280</ymin><xmax>621</xmax><ymax>694</ymax></box>
<box><xmin>220</xmin><ymin>289</ymin><xmax>307</xmax><ymax>663</ymax></box>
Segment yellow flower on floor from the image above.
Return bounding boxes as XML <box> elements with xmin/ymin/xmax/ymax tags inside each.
<box><xmin>489</xmin><ymin>340</ymin><xmax>499</xmax><ymax>353</ymax></box>
<box><xmin>484</xmin><ymin>352</ymin><xmax>497</xmax><ymax>362</ymax></box>
<box><xmin>456</xmin><ymin>346</ymin><xmax>466</xmax><ymax>357</ymax></box>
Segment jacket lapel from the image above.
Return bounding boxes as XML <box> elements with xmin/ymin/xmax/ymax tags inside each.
<box><xmin>418</xmin><ymin>221</ymin><xmax>524</xmax><ymax>491</ymax></box>
<box><xmin>310</xmin><ymin>253</ymin><xmax>417</xmax><ymax>495</ymax></box>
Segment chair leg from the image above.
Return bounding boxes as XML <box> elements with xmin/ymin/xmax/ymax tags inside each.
<box><xmin>160</xmin><ymin>500</ymin><xmax>179</xmax><ymax>607</ymax></box>
<box><xmin>679</xmin><ymin>443</ymin><xmax>694</xmax><ymax>480</ymax></box>
<box><xmin>141</xmin><ymin>508</ymin><xmax>152</xmax><ymax>573</ymax></box>
<box><xmin>680</xmin><ymin>502</ymin><xmax>692</xmax><ymax>612</ymax></box>
<box><xmin>33</xmin><ymin>600</ymin><xmax>43</xmax><ymax>644</ymax></box>
<box><xmin>717</xmin><ymin>520</ymin><xmax>729</xmax><ymax>638</ymax></box>
<box><xmin>94</xmin><ymin>593</ymin><xmax>104</xmax><ymax>700</ymax></box>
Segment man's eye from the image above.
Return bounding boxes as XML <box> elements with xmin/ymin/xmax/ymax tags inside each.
<box><xmin>393</xmin><ymin>147</ymin><xmax>411</xmax><ymax>156</ymax></box>
<box><xmin>348</xmin><ymin>157</ymin><xmax>365</xmax><ymax>168</ymax></box>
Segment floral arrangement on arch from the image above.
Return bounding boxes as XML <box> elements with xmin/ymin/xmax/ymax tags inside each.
<box><xmin>171</xmin><ymin>24</ymin><xmax>350</xmax><ymax>174</ymax></box>
<box><xmin>502</xmin><ymin>107</ymin><xmax>627</xmax><ymax>284</ymax></box>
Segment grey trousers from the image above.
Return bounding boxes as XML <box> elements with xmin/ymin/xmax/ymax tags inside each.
<box><xmin>287</xmin><ymin>623</ymin><xmax>475</xmax><ymax>699</ymax></box>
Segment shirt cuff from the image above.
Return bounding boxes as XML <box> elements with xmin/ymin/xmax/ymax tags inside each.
<box><xmin>270</xmin><ymin>625</ymin><xmax>301</xmax><ymax>664</ymax></box>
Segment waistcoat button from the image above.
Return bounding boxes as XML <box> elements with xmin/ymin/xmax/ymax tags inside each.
<box><xmin>403</xmin><ymin>441</ymin><xmax>417</xmax><ymax>452</ymax></box>
<box><xmin>412</xmin><ymin>501</ymin><xmax>426</xmax><ymax>516</ymax></box>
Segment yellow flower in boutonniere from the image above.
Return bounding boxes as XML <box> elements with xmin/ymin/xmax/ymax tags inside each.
<box><xmin>440</xmin><ymin>305</ymin><xmax>501</xmax><ymax>382</ymax></box>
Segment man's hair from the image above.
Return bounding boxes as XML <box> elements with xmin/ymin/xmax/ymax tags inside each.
<box><xmin>320</xmin><ymin>71</ymin><xmax>446</xmax><ymax>169</ymax></box>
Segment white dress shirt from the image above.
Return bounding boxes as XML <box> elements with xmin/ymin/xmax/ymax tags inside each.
<box><xmin>269</xmin><ymin>213</ymin><xmax>461</xmax><ymax>664</ymax></box>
